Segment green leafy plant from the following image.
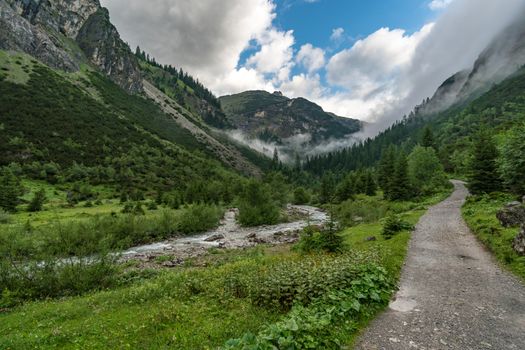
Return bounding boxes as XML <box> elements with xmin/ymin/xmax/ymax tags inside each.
<box><xmin>382</xmin><ymin>215</ymin><xmax>414</xmax><ymax>239</ymax></box>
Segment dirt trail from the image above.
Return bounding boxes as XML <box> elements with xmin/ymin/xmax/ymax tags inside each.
<box><xmin>356</xmin><ymin>180</ymin><xmax>525</xmax><ymax>350</ymax></box>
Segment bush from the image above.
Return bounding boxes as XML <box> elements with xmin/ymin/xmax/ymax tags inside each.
<box><xmin>382</xmin><ymin>215</ymin><xmax>413</xmax><ymax>239</ymax></box>
<box><xmin>223</xmin><ymin>263</ymin><xmax>393</xmax><ymax>350</ymax></box>
<box><xmin>332</xmin><ymin>197</ymin><xmax>389</xmax><ymax>227</ymax></box>
<box><xmin>295</xmin><ymin>222</ymin><xmax>344</xmax><ymax>254</ymax></box>
<box><xmin>247</xmin><ymin>253</ymin><xmax>379</xmax><ymax>310</ymax></box>
<box><xmin>292</xmin><ymin>186</ymin><xmax>311</xmax><ymax>205</ymax></box>
<box><xmin>0</xmin><ymin>209</ymin><xmax>11</xmax><ymax>224</ymax></box>
<box><xmin>27</xmin><ymin>188</ymin><xmax>46</xmax><ymax>212</ymax></box>
<box><xmin>238</xmin><ymin>180</ymin><xmax>280</xmax><ymax>227</ymax></box>
<box><xmin>177</xmin><ymin>204</ymin><xmax>223</xmax><ymax>234</ymax></box>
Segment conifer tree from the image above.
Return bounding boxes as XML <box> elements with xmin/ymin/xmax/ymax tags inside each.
<box><xmin>0</xmin><ymin>168</ymin><xmax>23</xmax><ymax>212</ymax></box>
<box><xmin>468</xmin><ymin>129</ymin><xmax>502</xmax><ymax>195</ymax></box>
<box><xmin>378</xmin><ymin>146</ymin><xmax>396</xmax><ymax>198</ymax></box>
<box><xmin>364</xmin><ymin>171</ymin><xmax>377</xmax><ymax>196</ymax></box>
<box><xmin>421</xmin><ymin>126</ymin><xmax>436</xmax><ymax>150</ymax></box>
<box><xmin>389</xmin><ymin>152</ymin><xmax>412</xmax><ymax>201</ymax></box>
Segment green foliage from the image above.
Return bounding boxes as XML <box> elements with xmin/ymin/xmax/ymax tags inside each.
<box><xmin>0</xmin><ymin>208</ymin><xmax>11</xmax><ymax>224</ymax></box>
<box><xmin>462</xmin><ymin>194</ymin><xmax>525</xmax><ymax>280</ymax></box>
<box><xmin>0</xmin><ymin>168</ymin><xmax>24</xmax><ymax>212</ymax></box>
<box><xmin>468</xmin><ymin>128</ymin><xmax>503</xmax><ymax>195</ymax></box>
<box><xmin>292</xmin><ymin>186</ymin><xmax>311</xmax><ymax>205</ymax></box>
<box><xmin>27</xmin><ymin>188</ymin><xmax>46</xmax><ymax>212</ymax></box>
<box><xmin>421</xmin><ymin>126</ymin><xmax>436</xmax><ymax>150</ymax></box>
<box><xmin>389</xmin><ymin>152</ymin><xmax>413</xmax><ymax>201</ymax></box>
<box><xmin>295</xmin><ymin>223</ymin><xmax>345</xmax><ymax>254</ymax></box>
<box><xmin>498</xmin><ymin>123</ymin><xmax>525</xmax><ymax>195</ymax></box>
<box><xmin>408</xmin><ymin>146</ymin><xmax>448</xmax><ymax>195</ymax></box>
<box><xmin>238</xmin><ymin>180</ymin><xmax>280</xmax><ymax>227</ymax></box>
<box><xmin>223</xmin><ymin>263</ymin><xmax>392</xmax><ymax>350</ymax></box>
<box><xmin>382</xmin><ymin>215</ymin><xmax>414</xmax><ymax>240</ymax></box>
<box><xmin>332</xmin><ymin>197</ymin><xmax>389</xmax><ymax>227</ymax></box>
<box><xmin>177</xmin><ymin>204</ymin><xmax>224</xmax><ymax>234</ymax></box>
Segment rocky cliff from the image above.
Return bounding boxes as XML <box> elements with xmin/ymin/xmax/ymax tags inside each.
<box><xmin>0</xmin><ymin>0</ymin><xmax>142</xmax><ymax>92</ymax></box>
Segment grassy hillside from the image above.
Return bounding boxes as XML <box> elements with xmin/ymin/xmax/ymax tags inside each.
<box><xmin>0</xmin><ymin>50</ymin><xmax>246</xmax><ymax>194</ymax></box>
<box><xmin>305</xmin><ymin>67</ymin><xmax>525</xmax><ymax>175</ymax></box>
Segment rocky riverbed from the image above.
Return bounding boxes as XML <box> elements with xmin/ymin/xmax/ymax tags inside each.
<box><xmin>119</xmin><ymin>205</ymin><xmax>329</xmax><ymax>268</ymax></box>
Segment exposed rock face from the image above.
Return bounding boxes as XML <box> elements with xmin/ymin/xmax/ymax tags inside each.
<box><xmin>513</xmin><ymin>225</ymin><xmax>525</xmax><ymax>256</ymax></box>
<box><xmin>496</xmin><ymin>202</ymin><xmax>525</xmax><ymax>228</ymax></box>
<box><xmin>0</xmin><ymin>0</ymin><xmax>142</xmax><ymax>92</ymax></box>
<box><xmin>76</xmin><ymin>8</ymin><xmax>142</xmax><ymax>93</ymax></box>
<box><xmin>0</xmin><ymin>0</ymin><xmax>79</xmax><ymax>71</ymax></box>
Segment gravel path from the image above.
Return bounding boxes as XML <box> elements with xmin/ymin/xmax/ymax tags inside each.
<box><xmin>355</xmin><ymin>180</ymin><xmax>525</xmax><ymax>350</ymax></box>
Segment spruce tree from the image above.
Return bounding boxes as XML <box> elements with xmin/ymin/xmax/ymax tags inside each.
<box><xmin>378</xmin><ymin>146</ymin><xmax>396</xmax><ymax>198</ymax></box>
<box><xmin>0</xmin><ymin>168</ymin><xmax>23</xmax><ymax>212</ymax></box>
<box><xmin>468</xmin><ymin>129</ymin><xmax>502</xmax><ymax>195</ymax></box>
<box><xmin>28</xmin><ymin>189</ymin><xmax>46</xmax><ymax>212</ymax></box>
<box><xmin>364</xmin><ymin>171</ymin><xmax>377</xmax><ymax>196</ymax></box>
<box><xmin>389</xmin><ymin>152</ymin><xmax>412</xmax><ymax>201</ymax></box>
<box><xmin>421</xmin><ymin>126</ymin><xmax>436</xmax><ymax>150</ymax></box>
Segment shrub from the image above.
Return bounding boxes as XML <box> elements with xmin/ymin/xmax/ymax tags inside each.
<box><xmin>223</xmin><ymin>263</ymin><xmax>393</xmax><ymax>350</ymax></box>
<box><xmin>0</xmin><ymin>209</ymin><xmax>11</xmax><ymax>224</ymax></box>
<box><xmin>238</xmin><ymin>180</ymin><xmax>280</xmax><ymax>227</ymax></box>
<box><xmin>332</xmin><ymin>197</ymin><xmax>389</xmax><ymax>227</ymax></box>
<box><xmin>27</xmin><ymin>188</ymin><xmax>47</xmax><ymax>212</ymax></box>
<box><xmin>247</xmin><ymin>253</ymin><xmax>380</xmax><ymax>310</ymax></box>
<box><xmin>382</xmin><ymin>215</ymin><xmax>413</xmax><ymax>239</ymax></box>
<box><xmin>292</xmin><ymin>186</ymin><xmax>311</xmax><ymax>205</ymax></box>
<box><xmin>295</xmin><ymin>222</ymin><xmax>344</xmax><ymax>254</ymax></box>
<box><xmin>177</xmin><ymin>204</ymin><xmax>223</xmax><ymax>234</ymax></box>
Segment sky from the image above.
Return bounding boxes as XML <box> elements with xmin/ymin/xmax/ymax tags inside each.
<box><xmin>100</xmin><ymin>0</ymin><xmax>525</xmax><ymax>131</ymax></box>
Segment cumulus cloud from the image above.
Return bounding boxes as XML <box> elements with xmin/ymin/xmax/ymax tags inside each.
<box><xmin>102</xmin><ymin>0</ymin><xmax>525</xmax><ymax>135</ymax></box>
<box><xmin>296</xmin><ymin>44</ymin><xmax>325</xmax><ymax>73</ymax></box>
<box><xmin>330</xmin><ymin>27</ymin><xmax>345</xmax><ymax>42</ymax></box>
<box><xmin>429</xmin><ymin>0</ymin><xmax>454</xmax><ymax>10</ymax></box>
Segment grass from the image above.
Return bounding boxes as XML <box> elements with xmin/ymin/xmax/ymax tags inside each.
<box><xmin>0</xmin><ymin>51</ymin><xmax>36</xmax><ymax>84</ymax></box>
<box><xmin>462</xmin><ymin>193</ymin><xmax>525</xmax><ymax>281</ymax></box>
<box><xmin>0</xmin><ymin>190</ymin><xmax>452</xmax><ymax>349</ymax></box>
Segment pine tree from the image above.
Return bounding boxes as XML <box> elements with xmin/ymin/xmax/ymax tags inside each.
<box><xmin>364</xmin><ymin>171</ymin><xmax>377</xmax><ymax>196</ymax></box>
<box><xmin>272</xmin><ymin>148</ymin><xmax>280</xmax><ymax>170</ymax></box>
<box><xmin>378</xmin><ymin>146</ymin><xmax>396</xmax><ymax>198</ymax></box>
<box><xmin>28</xmin><ymin>189</ymin><xmax>46</xmax><ymax>212</ymax></box>
<box><xmin>389</xmin><ymin>152</ymin><xmax>412</xmax><ymax>201</ymax></box>
<box><xmin>0</xmin><ymin>168</ymin><xmax>23</xmax><ymax>212</ymax></box>
<box><xmin>468</xmin><ymin>129</ymin><xmax>502</xmax><ymax>195</ymax></box>
<box><xmin>421</xmin><ymin>126</ymin><xmax>436</xmax><ymax>150</ymax></box>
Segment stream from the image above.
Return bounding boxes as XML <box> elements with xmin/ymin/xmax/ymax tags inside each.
<box><xmin>120</xmin><ymin>205</ymin><xmax>329</xmax><ymax>266</ymax></box>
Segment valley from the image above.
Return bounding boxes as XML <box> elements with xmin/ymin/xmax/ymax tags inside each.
<box><xmin>1</xmin><ymin>0</ymin><xmax>525</xmax><ymax>349</ymax></box>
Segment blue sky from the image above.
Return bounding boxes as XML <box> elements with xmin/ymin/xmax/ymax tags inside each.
<box><xmin>103</xmin><ymin>0</ymin><xmax>519</xmax><ymax>126</ymax></box>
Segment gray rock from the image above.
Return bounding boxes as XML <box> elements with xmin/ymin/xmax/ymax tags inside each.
<box><xmin>365</xmin><ymin>236</ymin><xmax>377</xmax><ymax>242</ymax></box>
<box><xmin>496</xmin><ymin>202</ymin><xmax>525</xmax><ymax>228</ymax></box>
<box><xmin>246</xmin><ymin>233</ymin><xmax>257</xmax><ymax>239</ymax></box>
<box><xmin>204</xmin><ymin>233</ymin><xmax>224</xmax><ymax>242</ymax></box>
<box><xmin>513</xmin><ymin>225</ymin><xmax>525</xmax><ymax>256</ymax></box>
<box><xmin>1</xmin><ymin>0</ymin><xmax>143</xmax><ymax>93</ymax></box>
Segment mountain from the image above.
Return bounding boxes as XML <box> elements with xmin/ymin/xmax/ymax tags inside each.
<box><xmin>0</xmin><ymin>0</ymin><xmax>271</xmax><ymax>197</ymax></box>
<box><xmin>219</xmin><ymin>90</ymin><xmax>363</xmax><ymax>159</ymax></box>
<box><xmin>421</xmin><ymin>14</ymin><xmax>525</xmax><ymax>115</ymax></box>
<box><xmin>305</xmin><ymin>13</ymin><xmax>525</xmax><ymax>175</ymax></box>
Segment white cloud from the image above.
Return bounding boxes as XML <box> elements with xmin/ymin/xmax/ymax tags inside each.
<box><xmin>330</xmin><ymin>27</ymin><xmax>345</xmax><ymax>42</ymax></box>
<box><xmin>296</xmin><ymin>44</ymin><xmax>325</xmax><ymax>73</ymax></box>
<box><xmin>102</xmin><ymin>0</ymin><xmax>525</xmax><ymax>132</ymax></box>
<box><xmin>429</xmin><ymin>0</ymin><xmax>454</xmax><ymax>10</ymax></box>
<box><xmin>246</xmin><ymin>29</ymin><xmax>295</xmax><ymax>74</ymax></box>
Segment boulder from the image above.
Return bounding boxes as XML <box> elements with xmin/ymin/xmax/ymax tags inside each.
<box><xmin>204</xmin><ymin>233</ymin><xmax>224</xmax><ymax>242</ymax></box>
<box><xmin>365</xmin><ymin>236</ymin><xmax>377</xmax><ymax>242</ymax></box>
<box><xmin>496</xmin><ymin>202</ymin><xmax>525</xmax><ymax>228</ymax></box>
<box><xmin>246</xmin><ymin>233</ymin><xmax>257</xmax><ymax>239</ymax></box>
<box><xmin>513</xmin><ymin>225</ymin><xmax>525</xmax><ymax>256</ymax></box>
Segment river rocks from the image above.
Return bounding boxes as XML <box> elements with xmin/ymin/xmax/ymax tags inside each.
<box><xmin>246</xmin><ymin>233</ymin><xmax>257</xmax><ymax>239</ymax></box>
<box><xmin>496</xmin><ymin>202</ymin><xmax>525</xmax><ymax>228</ymax></box>
<box><xmin>513</xmin><ymin>225</ymin><xmax>525</xmax><ymax>256</ymax></box>
<box><xmin>204</xmin><ymin>233</ymin><xmax>224</xmax><ymax>242</ymax></box>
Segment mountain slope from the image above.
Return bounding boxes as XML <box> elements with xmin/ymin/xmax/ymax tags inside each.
<box><xmin>219</xmin><ymin>90</ymin><xmax>362</xmax><ymax>159</ymax></box>
<box><xmin>1</xmin><ymin>0</ymin><xmax>142</xmax><ymax>92</ymax></box>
